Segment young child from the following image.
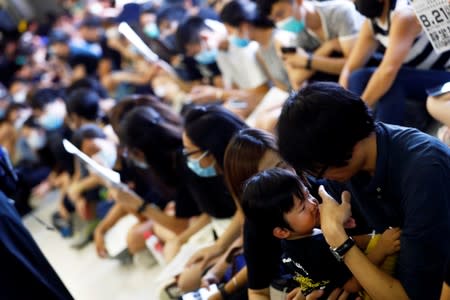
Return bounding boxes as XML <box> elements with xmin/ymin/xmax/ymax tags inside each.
<box><xmin>242</xmin><ymin>168</ymin><xmax>399</xmax><ymax>299</ymax></box>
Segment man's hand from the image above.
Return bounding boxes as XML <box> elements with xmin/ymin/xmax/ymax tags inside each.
<box><xmin>318</xmin><ymin>186</ymin><xmax>353</xmax><ymax>247</ymax></box>
<box><xmin>282</xmin><ymin>48</ymin><xmax>309</xmax><ymax>69</ymax></box>
<box><xmin>292</xmin><ymin>288</ymin><xmax>359</xmax><ymax>300</ymax></box>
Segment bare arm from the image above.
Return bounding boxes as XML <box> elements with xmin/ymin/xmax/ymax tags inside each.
<box><xmin>283</xmin><ymin>39</ymin><xmax>343</xmax><ymax>89</ymax></box>
<box><xmin>176</xmin><ymin>213</ymin><xmax>211</xmax><ymax>245</ymax></box>
<box><xmin>96</xmin><ymin>203</ymin><xmax>128</xmax><ymax>234</ymax></box>
<box><xmin>361</xmin><ymin>11</ymin><xmax>422</xmax><ymax>107</ymax></box>
<box><xmin>319</xmin><ymin>187</ymin><xmax>409</xmax><ymax>300</ymax></box>
<box><xmin>248</xmin><ymin>288</ymin><xmax>271</xmax><ymax>300</ymax></box>
<box><xmin>339</xmin><ymin>20</ymin><xmax>379</xmax><ymax>89</ymax></box>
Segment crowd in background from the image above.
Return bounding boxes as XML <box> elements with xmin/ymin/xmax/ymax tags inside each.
<box><xmin>0</xmin><ymin>0</ymin><xmax>449</xmax><ymax>299</ymax></box>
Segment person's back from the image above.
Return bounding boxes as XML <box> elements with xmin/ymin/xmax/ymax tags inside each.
<box><xmin>0</xmin><ymin>147</ymin><xmax>73</xmax><ymax>299</ymax></box>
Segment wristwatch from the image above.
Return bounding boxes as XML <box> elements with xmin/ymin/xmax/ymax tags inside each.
<box><xmin>329</xmin><ymin>237</ymin><xmax>355</xmax><ymax>262</ymax></box>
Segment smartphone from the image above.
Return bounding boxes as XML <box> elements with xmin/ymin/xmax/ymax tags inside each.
<box><xmin>181</xmin><ymin>284</ymin><xmax>218</xmax><ymax>300</ymax></box>
<box><xmin>281</xmin><ymin>46</ymin><xmax>297</xmax><ymax>54</ymax></box>
<box><xmin>426</xmin><ymin>82</ymin><xmax>450</xmax><ymax>97</ymax></box>
<box><xmin>164</xmin><ymin>281</ymin><xmax>182</xmax><ymax>299</ymax></box>
<box><xmin>228</xmin><ymin>99</ymin><xmax>248</xmax><ymax>110</ymax></box>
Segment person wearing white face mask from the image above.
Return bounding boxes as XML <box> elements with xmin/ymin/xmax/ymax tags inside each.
<box><xmin>256</xmin><ymin>0</ymin><xmax>365</xmax><ymax>89</ymax></box>
<box><xmin>67</xmin><ymin>125</ymin><xmax>119</xmax><ymax>249</ymax></box>
<box><xmin>13</xmin><ymin>118</ymin><xmax>53</xmax><ymax>216</ymax></box>
<box><xmin>177</xmin><ymin>10</ymin><xmax>270</xmax><ymax>119</ymax></box>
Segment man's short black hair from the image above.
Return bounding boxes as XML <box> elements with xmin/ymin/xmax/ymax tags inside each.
<box><xmin>277</xmin><ymin>82</ymin><xmax>375</xmax><ymax>175</ymax></box>
<box><xmin>66</xmin><ymin>88</ymin><xmax>100</xmax><ymax>121</ymax></box>
<box><xmin>175</xmin><ymin>16</ymin><xmax>210</xmax><ymax>53</ymax></box>
<box><xmin>156</xmin><ymin>4</ymin><xmax>187</xmax><ymax>27</ymax></box>
<box><xmin>220</xmin><ymin>0</ymin><xmax>257</xmax><ymax>27</ymax></box>
<box><xmin>71</xmin><ymin>124</ymin><xmax>106</xmax><ymax>148</ymax></box>
<box><xmin>242</xmin><ymin>168</ymin><xmax>306</xmax><ymax>232</ymax></box>
<box><xmin>66</xmin><ymin>77</ymin><xmax>108</xmax><ymax>99</ymax></box>
<box><xmin>184</xmin><ymin>105</ymin><xmax>248</xmax><ymax>169</ymax></box>
<box><xmin>256</xmin><ymin>0</ymin><xmax>286</xmax><ymax>17</ymax></box>
<box><xmin>48</xmin><ymin>29</ymin><xmax>70</xmax><ymax>45</ymax></box>
<box><xmin>29</xmin><ymin>88</ymin><xmax>63</xmax><ymax>110</ymax></box>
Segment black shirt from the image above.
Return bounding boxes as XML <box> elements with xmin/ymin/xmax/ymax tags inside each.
<box><xmin>244</xmin><ymin>219</ymin><xmax>282</xmax><ymax>290</ymax></box>
<box><xmin>0</xmin><ymin>191</ymin><xmax>73</xmax><ymax>299</ymax></box>
<box><xmin>176</xmin><ymin>57</ymin><xmax>221</xmax><ymax>84</ymax></box>
<box><xmin>281</xmin><ymin>231</ymin><xmax>353</xmax><ymax>298</ymax></box>
<box><xmin>46</xmin><ymin>125</ymin><xmax>74</xmax><ymax>175</ymax></box>
<box><xmin>180</xmin><ymin>153</ymin><xmax>235</xmax><ymax>219</ymax></box>
<box><xmin>332</xmin><ymin>123</ymin><xmax>450</xmax><ymax>300</ymax></box>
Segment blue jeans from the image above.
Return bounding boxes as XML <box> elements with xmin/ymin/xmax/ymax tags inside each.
<box><xmin>348</xmin><ymin>67</ymin><xmax>450</xmax><ymax>129</ymax></box>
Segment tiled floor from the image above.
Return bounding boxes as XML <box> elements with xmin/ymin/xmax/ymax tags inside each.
<box><xmin>23</xmin><ymin>191</ymin><xmax>164</xmax><ymax>300</ymax></box>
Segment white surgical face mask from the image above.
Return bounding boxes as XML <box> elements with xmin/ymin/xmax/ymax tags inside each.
<box><xmin>154</xmin><ymin>86</ymin><xmax>167</xmax><ymax>98</ymax></box>
<box><xmin>92</xmin><ymin>143</ymin><xmax>117</xmax><ymax>169</ymax></box>
<box><xmin>13</xmin><ymin>89</ymin><xmax>27</xmax><ymax>103</ymax></box>
<box><xmin>26</xmin><ymin>130</ymin><xmax>47</xmax><ymax>150</ymax></box>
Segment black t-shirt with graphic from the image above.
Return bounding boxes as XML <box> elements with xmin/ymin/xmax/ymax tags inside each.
<box><xmin>281</xmin><ymin>232</ymin><xmax>353</xmax><ymax>298</ymax></box>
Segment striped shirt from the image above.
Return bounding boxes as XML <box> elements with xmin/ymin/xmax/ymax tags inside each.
<box><xmin>371</xmin><ymin>1</ymin><xmax>450</xmax><ymax>70</ymax></box>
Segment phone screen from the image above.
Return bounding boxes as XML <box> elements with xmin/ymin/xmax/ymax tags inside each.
<box><xmin>281</xmin><ymin>46</ymin><xmax>297</xmax><ymax>54</ymax></box>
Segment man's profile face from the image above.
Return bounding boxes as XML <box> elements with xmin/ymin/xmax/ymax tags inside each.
<box><xmin>185</xmin><ymin>42</ymin><xmax>203</xmax><ymax>57</ymax></box>
<box><xmin>185</xmin><ymin>29</ymin><xmax>220</xmax><ymax>57</ymax></box>
<box><xmin>320</xmin><ymin>150</ymin><xmax>365</xmax><ymax>183</ymax></box>
<box><xmin>269</xmin><ymin>1</ymin><xmax>294</xmax><ymax>23</ymax></box>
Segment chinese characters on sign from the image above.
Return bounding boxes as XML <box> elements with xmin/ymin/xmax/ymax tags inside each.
<box><xmin>412</xmin><ymin>0</ymin><xmax>450</xmax><ymax>53</ymax></box>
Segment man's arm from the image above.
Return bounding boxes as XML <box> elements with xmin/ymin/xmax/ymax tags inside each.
<box><xmin>318</xmin><ymin>187</ymin><xmax>409</xmax><ymax>300</ymax></box>
<box><xmin>283</xmin><ymin>39</ymin><xmax>344</xmax><ymax>89</ymax></box>
<box><xmin>360</xmin><ymin>10</ymin><xmax>422</xmax><ymax>107</ymax></box>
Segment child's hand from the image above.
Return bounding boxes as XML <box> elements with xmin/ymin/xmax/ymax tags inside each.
<box><xmin>377</xmin><ymin>227</ymin><xmax>401</xmax><ymax>256</ymax></box>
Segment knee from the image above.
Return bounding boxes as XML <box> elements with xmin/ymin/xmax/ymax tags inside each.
<box><xmin>177</xmin><ymin>264</ymin><xmax>203</xmax><ymax>293</ymax></box>
<box><xmin>348</xmin><ymin>68</ymin><xmax>375</xmax><ymax>93</ymax></box>
<box><xmin>126</xmin><ymin>227</ymin><xmax>146</xmax><ymax>254</ymax></box>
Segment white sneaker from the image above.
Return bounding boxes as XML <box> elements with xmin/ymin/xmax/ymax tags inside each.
<box><xmin>133</xmin><ymin>249</ymin><xmax>157</xmax><ymax>268</ymax></box>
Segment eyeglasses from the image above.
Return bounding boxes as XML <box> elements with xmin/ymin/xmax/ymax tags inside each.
<box><xmin>307</xmin><ymin>165</ymin><xmax>328</xmax><ymax>179</ymax></box>
<box><xmin>182</xmin><ymin>149</ymin><xmax>203</xmax><ymax>158</ymax></box>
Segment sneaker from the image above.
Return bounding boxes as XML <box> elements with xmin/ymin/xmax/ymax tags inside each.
<box><xmin>51</xmin><ymin>212</ymin><xmax>73</xmax><ymax>238</ymax></box>
<box><xmin>71</xmin><ymin>219</ymin><xmax>100</xmax><ymax>249</ymax></box>
<box><xmin>133</xmin><ymin>249</ymin><xmax>158</xmax><ymax>268</ymax></box>
<box><xmin>116</xmin><ymin>249</ymin><xmax>134</xmax><ymax>266</ymax></box>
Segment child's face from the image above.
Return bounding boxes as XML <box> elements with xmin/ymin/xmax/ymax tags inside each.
<box><xmin>284</xmin><ymin>189</ymin><xmax>320</xmax><ymax>237</ymax></box>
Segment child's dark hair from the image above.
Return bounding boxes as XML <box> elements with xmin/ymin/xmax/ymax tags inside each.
<box><xmin>242</xmin><ymin>168</ymin><xmax>306</xmax><ymax>232</ymax></box>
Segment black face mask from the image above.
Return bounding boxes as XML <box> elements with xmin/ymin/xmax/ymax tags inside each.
<box><xmin>354</xmin><ymin>0</ymin><xmax>384</xmax><ymax>19</ymax></box>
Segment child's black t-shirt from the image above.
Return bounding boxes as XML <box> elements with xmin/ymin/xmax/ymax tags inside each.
<box><xmin>281</xmin><ymin>230</ymin><xmax>353</xmax><ymax>298</ymax></box>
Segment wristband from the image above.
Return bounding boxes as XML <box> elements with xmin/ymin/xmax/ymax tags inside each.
<box><xmin>232</xmin><ymin>277</ymin><xmax>238</xmax><ymax>289</ymax></box>
<box><xmin>218</xmin><ymin>283</ymin><xmax>229</xmax><ymax>299</ymax></box>
<box><xmin>306</xmin><ymin>53</ymin><xmax>313</xmax><ymax>70</ymax></box>
<box><xmin>136</xmin><ymin>201</ymin><xmax>148</xmax><ymax>214</ymax></box>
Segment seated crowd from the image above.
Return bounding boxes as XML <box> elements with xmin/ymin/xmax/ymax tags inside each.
<box><xmin>0</xmin><ymin>0</ymin><xmax>449</xmax><ymax>299</ymax></box>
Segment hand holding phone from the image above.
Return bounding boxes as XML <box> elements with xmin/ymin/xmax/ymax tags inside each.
<box><xmin>281</xmin><ymin>46</ymin><xmax>297</xmax><ymax>54</ymax></box>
